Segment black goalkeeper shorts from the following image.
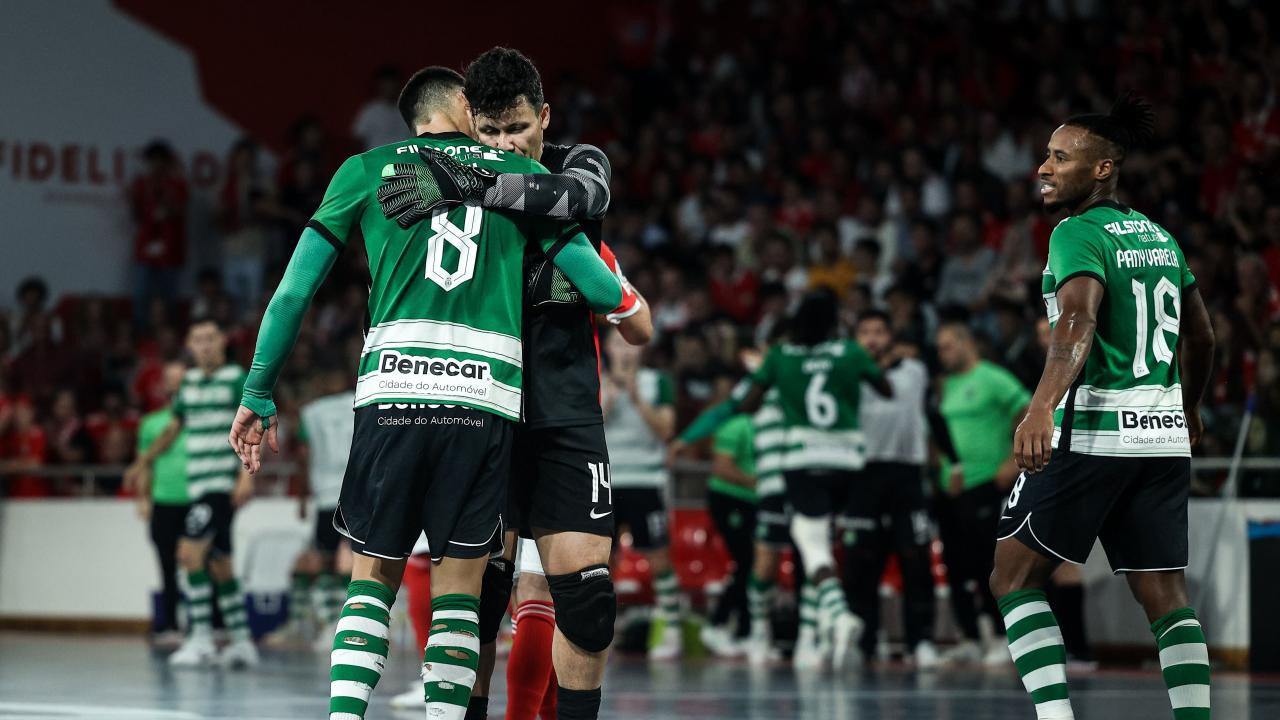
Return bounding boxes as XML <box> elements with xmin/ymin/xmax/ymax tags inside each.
<box><xmin>335</xmin><ymin>404</ymin><xmax>512</xmax><ymax>562</ymax></box>
<box><xmin>508</xmin><ymin>423</ymin><xmax>614</xmax><ymax>539</ymax></box>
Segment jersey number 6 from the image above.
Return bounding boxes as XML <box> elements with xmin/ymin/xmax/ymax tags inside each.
<box><xmin>805</xmin><ymin>373</ymin><xmax>837</xmax><ymax>428</ymax></box>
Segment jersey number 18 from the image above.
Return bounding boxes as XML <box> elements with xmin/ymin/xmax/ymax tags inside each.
<box><xmin>1130</xmin><ymin>277</ymin><xmax>1180</xmax><ymax>379</ymax></box>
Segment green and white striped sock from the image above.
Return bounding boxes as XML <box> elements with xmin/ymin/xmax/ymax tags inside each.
<box><xmin>815</xmin><ymin>576</ymin><xmax>849</xmax><ymax>631</ymax></box>
<box><xmin>1152</xmin><ymin>608</ymin><xmax>1210</xmax><ymax>719</ymax></box>
<box><xmin>289</xmin><ymin>572</ymin><xmax>312</xmax><ymax>628</ymax></box>
<box><xmin>654</xmin><ymin>570</ymin><xmax>681</xmax><ymax>621</ymax></box>
<box><xmin>798</xmin><ymin>581</ymin><xmax>818</xmax><ymax>643</ymax></box>
<box><xmin>216</xmin><ymin>578</ymin><xmax>251</xmax><ymax>643</ymax></box>
<box><xmin>330</xmin><ymin>580</ymin><xmax>394</xmax><ymax>720</ymax></box>
<box><xmin>747</xmin><ymin>575</ymin><xmax>774</xmax><ymax>637</ymax></box>
<box><xmin>184</xmin><ymin>570</ymin><xmax>213</xmax><ymax>637</ymax></box>
<box><xmin>423</xmin><ymin>593</ymin><xmax>481</xmax><ymax>720</ymax></box>
<box><xmin>998</xmin><ymin>589</ymin><xmax>1073</xmax><ymax>720</ymax></box>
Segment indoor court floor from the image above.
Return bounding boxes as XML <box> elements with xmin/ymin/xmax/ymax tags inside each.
<box><xmin>1</xmin><ymin>631</ymin><xmax>1276</xmax><ymax>719</ymax></box>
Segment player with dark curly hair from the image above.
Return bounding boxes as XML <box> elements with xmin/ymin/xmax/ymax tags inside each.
<box><xmin>990</xmin><ymin>96</ymin><xmax>1216</xmax><ymax>720</ymax></box>
<box><xmin>380</xmin><ymin>47</ymin><xmax>651</xmax><ymax>720</ymax></box>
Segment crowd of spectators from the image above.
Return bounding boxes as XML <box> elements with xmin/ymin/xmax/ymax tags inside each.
<box><xmin>3</xmin><ymin>1</ymin><xmax>1280</xmax><ymax>496</ymax></box>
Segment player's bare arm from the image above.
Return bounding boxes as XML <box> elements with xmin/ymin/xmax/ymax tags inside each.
<box><xmin>125</xmin><ymin>416</ymin><xmax>181</xmax><ymax>487</ymax></box>
<box><xmin>867</xmin><ymin>373</ymin><xmax>894</xmax><ymax>398</ymax></box>
<box><xmin>711</xmin><ymin>451</ymin><xmax>756</xmax><ymax>490</ymax></box>
<box><xmin>610</xmin><ymin>288</ymin><xmax>653</xmax><ymax>345</ymax></box>
<box><xmin>1177</xmin><ymin>286</ymin><xmax>1215</xmax><ymax>446</ymax></box>
<box><xmin>1014</xmin><ymin>275</ymin><xmax>1104</xmax><ymax>473</ymax></box>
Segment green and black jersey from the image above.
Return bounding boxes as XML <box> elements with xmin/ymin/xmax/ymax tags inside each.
<box><xmin>308</xmin><ymin>133</ymin><xmax>584</xmax><ymax>421</ymax></box>
<box><xmin>173</xmin><ymin>364</ymin><xmax>245</xmax><ymax>499</ymax></box>
<box><xmin>1042</xmin><ymin>200</ymin><xmax>1197</xmax><ymax>457</ymax></box>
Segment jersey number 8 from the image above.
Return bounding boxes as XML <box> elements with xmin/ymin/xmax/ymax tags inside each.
<box><xmin>425</xmin><ymin>206</ymin><xmax>481</xmax><ymax>291</ymax></box>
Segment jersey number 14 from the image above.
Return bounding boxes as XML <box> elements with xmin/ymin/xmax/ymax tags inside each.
<box><xmin>425</xmin><ymin>206</ymin><xmax>481</xmax><ymax>291</ymax></box>
<box><xmin>1130</xmin><ymin>277</ymin><xmax>1180</xmax><ymax>379</ymax></box>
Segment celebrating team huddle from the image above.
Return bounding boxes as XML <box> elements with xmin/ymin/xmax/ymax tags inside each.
<box><xmin>212</xmin><ymin>44</ymin><xmax>1212</xmax><ymax>720</ymax></box>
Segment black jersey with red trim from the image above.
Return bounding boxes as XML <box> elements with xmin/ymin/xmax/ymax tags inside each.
<box><xmin>520</xmin><ymin>143</ymin><xmax>609</xmax><ymax>429</ymax></box>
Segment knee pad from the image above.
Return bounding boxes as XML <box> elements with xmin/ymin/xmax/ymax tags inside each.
<box><xmin>790</xmin><ymin>514</ymin><xmax>835</xmax><ymax>577</ymax></box>
<box><xmin>546</xmin><ymin>564</ymin><xmax>616</xmax><ymax>653</ymax></box>
<box><xmin>478</xmin><ymin>556</ymin><xmax>515</xmax><ymax>644</ymax></box>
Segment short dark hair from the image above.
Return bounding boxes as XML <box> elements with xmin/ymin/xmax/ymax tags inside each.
<box><xmin>188</xmin><ymin>314</ymin><xmax>224</xmax><ymax>332</ymax></box>
<box><xmin>398</xmin><ymin>66</ymin><xmax>465</xmax><ymax>129</ymax></box>
<box><xmin>856</xmin><ymin>308</ymin><xmax>892</xmax><ymax>329</ymax></box>
<box><xmin>464</xmin><ymin>47</ymin><xmax>545</xmax><ymax>118</ymax></box>
<box><xmin>1064</xmin><ymin>93</ymin><xmax>1156</xmax><ymax>166</ymax></box>
<box><xmin>790</xmin><ymin>289</ymin><xmax>838</xmax><ymax>346</ymax></box>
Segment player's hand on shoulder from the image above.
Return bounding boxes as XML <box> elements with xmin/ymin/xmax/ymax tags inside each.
<box><xmin>376</xmin><ymin>147</ymin><xmax>496</xmax><ymax>229</ymax></box>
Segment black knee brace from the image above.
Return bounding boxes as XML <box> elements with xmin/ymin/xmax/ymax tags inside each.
<box><xmin>478</xmin><ymin>556</ymin><xmax>514</xmax><ymax>644</ymax></box>
<box><xmin>546</xmin><ymin>564</ymin><xmax>616</xmax><ymax>653</ymax></box>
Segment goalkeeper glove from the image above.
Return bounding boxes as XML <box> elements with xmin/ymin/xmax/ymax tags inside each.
<box><xmin>377</xmin><ymin>147</ymin><xmax>497</xmax><ymax>229</ymax></box>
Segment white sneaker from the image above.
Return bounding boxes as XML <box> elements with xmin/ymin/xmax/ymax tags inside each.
<box><xmin>217</xmin><ymin>638</ymin><xmax>260</xmax><ymax>669</ymax></box>
<box><xmin>830</xmin><ymin>613</ymin><xmax>865</xmax><ymax>671</ymax></box>
<box><xmin>792</xmin><ymin>626</ymin><xmax>825</xmax><ymax>669</ymax></box>
<box><xmin>648</xmin><ymin>619</ymin><xmax>683</xmax><ymax>660</ymax></box>
<box><xmin>982</xmin><ymin>641</ymin><xmax>1012</xmax><ymax>667</ymax></box>
<box><xmin>913</xmin><ymin>640</ymin><xmax>942</xmax><ymax>670</ymax></box>
<box><xmin>168</xmin><ymin>634</ymin><xmax>217</xmax><ymax>668</ymax></box>
<box><xmin>941</xmin><ymin>640</ymin><xmax>982</xmax><ymax>665</ymax></box>
<box><xmin>746</xmin><ymin>630</ymin><xmax>778</xmax><ymax>666</ymax></box>
<box><xmin>700</xmin><ymin>624</ymin><xmax>743</xmax><ymax>658</ymax></box>
<box><xmin>390</xmin><ymin>684</ymin><xmax>424</xmax><ymax>710</ymax></box>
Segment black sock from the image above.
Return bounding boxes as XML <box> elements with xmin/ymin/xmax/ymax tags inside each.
<box><xmin>556</xmin><ymin>686</ymin><xmax>602</xmax><ymax>720</ymax></box>
<box><xmin>1051</xmin><ymin>583</ymin><xmax>1090</xmax><ymax>660</ymax></box>
<box><xmin>464</xmin><ymin>695</ymin><xmax>489</xmax><ymax>720</ymax></box>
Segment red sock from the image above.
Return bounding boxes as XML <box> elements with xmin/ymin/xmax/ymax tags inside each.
<box><xmin>403</xmin><ymin>554</ymin><xmax>433</xmax><ymax>652</ymax></box>
<box><xmin>506</xmin><ymin>600</ymin><xmax>555</xmax><ymax>720</ymax></box>
<box><xmin>539</xmin><ymin>668</ymin><xmax>558</xmax><ymax>720</ymax></box>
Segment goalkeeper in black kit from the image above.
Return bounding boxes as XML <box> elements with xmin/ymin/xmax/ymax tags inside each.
<box><xmin>379</xmin><ymin>47</ymin><xmax>649</xmax><ymax>720</ymax></box>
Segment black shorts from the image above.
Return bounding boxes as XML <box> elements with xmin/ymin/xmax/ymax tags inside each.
<box><xmin>509</xmin><ymin>423</ymin><xmax>613</xmax><ymax>538</ymax></box>
<box><xmin>755</xmin><ymin>492</ymin><xmax>791</xmax><ymax>546</ymax></box>
<box><xmin>839</xmin><ymin>462</ymin><xmax>931</xmax><ymax>549</ymax></box>
<box><xmin>183</xmin><ymin>493</ymin><xmax>234</xmax><ymax>556</ymax></box>
<box><xmin>613</xmin><ymin>487</ymin><xmax>669</xmax><ymax>550</ymax></box>
<box><xmin>315</xmin><ymin>506</ymin><xmax>342</xmax><ymax>554</ymax></box>
<box><xmin>783</xmin><ymin>468</ymin><xmax>861</xmax><ymax>518</ymax></box>
<box><xmin>335</xmin><ymin>404</ymin><xmax>513</xmax><ymax>561</ymax></box>
<box><xmin>995</xmin><ymin>451</ymin><xmax>1190</xmax><ymax>573</ymax></box>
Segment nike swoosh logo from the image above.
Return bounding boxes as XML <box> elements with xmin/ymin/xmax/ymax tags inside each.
<box><xmin>1000</xmin><ymin>516</ymin><xmax>1012</xmax><ymax>520</ymax></box>
<box><xmin>590</xmin><ymin>509</ymin><xmax>613</xmax><ymax>519</ymax></box>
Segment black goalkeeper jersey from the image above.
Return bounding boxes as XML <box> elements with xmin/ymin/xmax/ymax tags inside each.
<box><xmin>520</xmin><ymin>143</ymin><xmax>608</xmax><ymax>429</ymax></box>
